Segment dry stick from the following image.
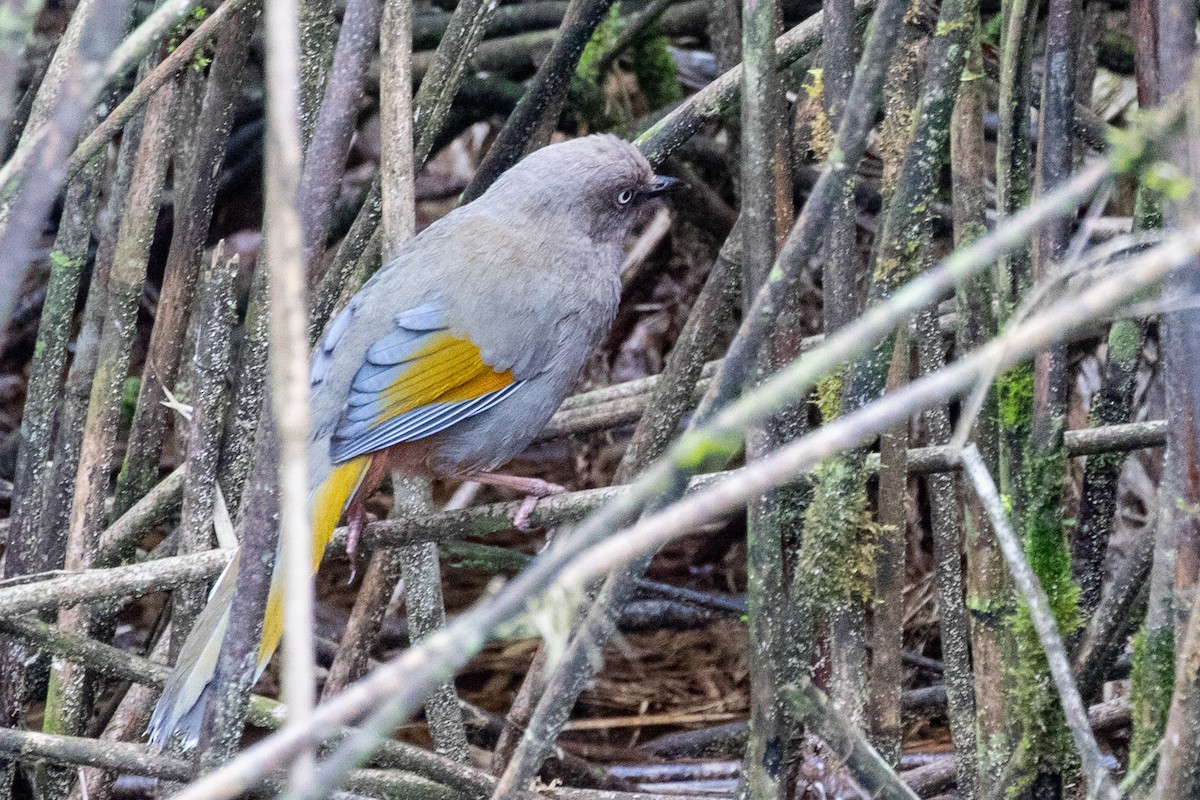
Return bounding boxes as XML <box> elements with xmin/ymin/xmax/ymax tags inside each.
<box><xmin>0</xmin><ymin>550</ymin><xmax>233</xmax><ymax>617</ymax></box>
<box><xmin>818</xmin><ymin>0</ymin><xmax>973</xmax><ymax>737</ymax></box>
<box><xmin>112</xmin><ymin>6</ymin><xmax>257</xmax><ymax>517</ymax></box>
<box><xmin>4</xmin><ymin>151</ymin><xmax>103</xmax><ymax>585</ymax></box>
<box><xmin>820</xmin><ymin>0</ymin><xmax>921</xmax><ymax>733</ymax></box>
<box><xmin>737</xmin><ymin>0</ymin><xmax>789</xmax><ymax>792</ymax></box>
<box><xmin>819</xmin><ymin>0</ymin><xmax>863</xmax><ymax>329</ymax></box>
<box><xmin>869</xmin><ymin>327</ymin><xmax>910</xmax><ymax>763</ymax></box>
<box><xmin>296</xmin><ymin>0</ymin><xmax>337</xmax><ymax>148</ymax></box>
<box><xmin>218</xmin><ymin>267</ymin><xmax>273</xmax><ymax>514</ymax></box>
<box><xmin>158</xmin><ymin>156</ymin><xmax>1198</xmax><ymax>800</ymax></box>
<box><xmin>379</xmin><ymin>0</ymin><xmax>416</xmax><ymax>254</ymax></box>
<box><xmin>959</xmin><ymin>447</ymin><xmax>1120</xmax><ymax>800</ymax></box>
<box><xmin>944</xmin><ymin>13</ymin><xmax>989</xmax><ymax>799</ymax></box>
<box><xmin>461</xmin><ymin>0</ymin><xmax>619</xmax><ymax>201</ymax></box>
<box><xmin>173</xmin><ymin>248</ymin><xmax>241</xmax><ymax>652</ymax></box>
<box><xmin>262</xmin><ymin>0</ymin><xmax>318</xmax><ymax>784</ymax></box>
<box><xmin>994</xmin><ymin>0</ymin><xmax>1036</xmax><ymax>315</ymax></box>
<box><xmin>920</xmin><ymin>316</ymin><xmax>980</xmax><ymax>800</ymax></box>
<box><xmin>1025</xmin><ymin>0</ymin><xmax>1082</xmax><ymax>786</ymax></box>
<box><xmin>1148</xmin><ymin>5</ymin><xmax>1200</xmax><ymax>796</ymax></box>
<box><xmin>1072</xmin><ymin>333</ymin><xmax>1148</xmax><ymax>617</ymax></box>
<box><xmin>1071</xmin><ymin>519</ymin><xmax>1155</xmax><ymax>702</ymax></box>
<box><xmin>109</xmin><ymin>68</ymin><xmax>207</xmax><ymax>518</ymax></box>
<box><xmin>412</xmin><ymin>0</ymin><xmax>567</xmax><ymax>49</ymax></box>
<box><xmin>298</xmin><ymin>0</ymin><xmax>383</xmax><ymax>270</ymax></box>
<box><xmin>395</xmin><ymin>492</ymin><xmax>471</xmax><ymax>763</ymax></box>
<box><xmin>0</xmin><ymin>137</ymin><xmax>103</xmax><ymax>800</ymax></box>
<box><xmin>41</xmin><ymin>71</ymin><xmax>180</xmax><ymax>799</ymax></box>
<box><xmin>40</xmin><ymin>78</ymin><xmax>148</xmax><ymax>594</ymax></box>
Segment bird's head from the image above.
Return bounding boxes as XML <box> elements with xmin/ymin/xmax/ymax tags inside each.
<box><xmin>485</xmin><ymin>135</ymin><xmax>681</xmax><ymax>243</ymax></box>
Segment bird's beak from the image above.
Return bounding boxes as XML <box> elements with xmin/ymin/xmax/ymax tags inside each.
<box><xmin>644</xmin><ymin>175</ymin><xmax>683</xmax><ymax>196</ymax></box>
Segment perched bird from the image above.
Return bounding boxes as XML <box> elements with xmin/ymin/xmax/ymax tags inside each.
<box><xmin>148</xmin><ymin>134</ymin><xmax>679</xmax><ymax>747</ymax></box>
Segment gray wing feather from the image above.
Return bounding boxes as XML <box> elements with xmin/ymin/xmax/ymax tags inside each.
<box><xmin>329</xmin><ymin>298</ymin><xmax>524</xmax><ymax>465</ymax></box>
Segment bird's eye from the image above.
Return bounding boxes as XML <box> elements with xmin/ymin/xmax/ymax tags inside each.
<box><xmin>616</xmin><ymin>188</ymin><xmax>635</xmax><ymax>205</ymax></box>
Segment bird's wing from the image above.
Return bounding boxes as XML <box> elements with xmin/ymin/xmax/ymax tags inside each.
<box><xmin>329</xmin><ymin>299</ymin><xmax>524</xmax><ymax>463</ymax></box>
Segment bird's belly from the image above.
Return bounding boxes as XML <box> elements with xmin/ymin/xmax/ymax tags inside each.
<box><xmin>424</xmin><ymin>374</ymin><xmax>570</xmax><ymax>476</ymax></box>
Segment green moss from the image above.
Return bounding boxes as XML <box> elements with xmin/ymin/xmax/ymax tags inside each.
<box><xmin>1130</xmin><ymin>626</ymin><xmax>1175</xmax><ymax>762</ymax></box>
<box><xmin>980</xmin><ymin>12</ymin><xmax>1003</xmax><ymax>46</ymax></box>
<box><xmin>48</xmin><ymin>249</ymin><xmax>77</xmax><ymax>272</ymax></box>
<box><xmin>41</xmin><ymin>671</ymin><xmax>65</xmax><ymax>734</ymax></box>
<box><xmin>1140</xmin><ymin>159</ymin><xmax>1193</xmax><ymax>201</ymax></box>
<box><xmin>804</xmin><ymin>68</ymin><xmax>834</xmax><ymax>160</ymax></box>
<box><xmin>813</xmin><ymin>369</ymin><xmax>844</xmax><ymax>423</ymax></box>
<box><xmin>1006</xmin><ymin>426</ymin><xmax>1083</xmax><ymax>788</ymax></box>
<box><xmin>674</xmin><ymin>428</ymin><xmax>742</xmax><ymax>472</ymax></box>
<box><xmin>166</xmin><ymin>6</ymin><xmax>213</xmax><ymax>69</ymax></box>
<box><xmin>627</xmin><ymin>31</ymin><xmax>682</xmax><ymax>109</ymax></box>
<box><xmin>797</xmin><ymin>455</ymin><xmax>874</xmax><ymax>605</ymax></box>
<box><xmin>1133</xmin><ymin>182</ymin><xmax>1164</xmax><ymax>231</ymax></box>
<box><xmin>578</xmin><ymin>4</ymin><xmax>623</xmax><ymax>82</ymax></box>
<box><xmin>997</xmin><ymin>363</ymin><xmax>1033</xmax><ymax>435</ymax></box>
<box><xmin>121</xmin><ymin>376</ymin><xmax>141</xmax><ymax>428</ymax></box>
<box><xmin>578</xmin><ymin>3</ymin><xmax>681</xmax><ymax>127</ymax></box>
<box><xmin>1106</xmin><ymin>319</ymin><xmax>1141</xmax><ymax>369</ymax></box>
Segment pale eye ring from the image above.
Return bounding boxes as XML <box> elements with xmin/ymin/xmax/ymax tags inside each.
<box><xmin>617</xmin><ymin>188</ymin><xmax>635</xmax><ymax>205</ymax></box>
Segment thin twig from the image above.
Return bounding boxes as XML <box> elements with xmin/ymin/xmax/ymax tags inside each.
<box><xmin>263</xmin><ymin>0</ymin><xmax>318</xmax><ymax>781</ymax></box>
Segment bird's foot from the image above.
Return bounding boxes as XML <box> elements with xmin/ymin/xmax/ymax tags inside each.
<box><xmin>460</xmin><ymin>472</ymin><xmax>566</xmax><ymax>531</ymax></box>
<box><xmin>344</xmin><ymin>501</ymin><xmax>371</xmax><ymax>583</ymax></box>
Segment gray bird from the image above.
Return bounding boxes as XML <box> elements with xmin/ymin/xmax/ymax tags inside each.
<box><xmin>149</xmin><ymin>134</ymin><xmax>679</xmax><ymax>747</ymax></box>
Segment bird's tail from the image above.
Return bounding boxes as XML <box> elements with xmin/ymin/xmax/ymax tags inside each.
<box><xmin>148</xmin><ymin>455</ymin><xmax>373</xmax><ymax>749</ymax></box>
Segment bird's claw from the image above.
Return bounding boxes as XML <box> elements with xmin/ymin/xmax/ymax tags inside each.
<box><xmin>512</xmin><ymin>481</ymin><xmax>566</xmax><ymax>531</ymax></box>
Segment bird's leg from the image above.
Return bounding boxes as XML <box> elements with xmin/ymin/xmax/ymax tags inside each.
<box><xmin>460</xmin><ymin>472</ymin><xmax>566</xmax><ymax>530</ymax></box>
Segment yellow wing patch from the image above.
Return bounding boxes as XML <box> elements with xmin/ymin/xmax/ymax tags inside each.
<box><xmin>375</xmin><ymin>332</ymin><xmax>515</xmax><ymax>425</ymax></box>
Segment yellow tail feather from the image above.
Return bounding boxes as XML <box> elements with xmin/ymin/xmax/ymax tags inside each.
<box><xmin>257</xmin><ymin>455</ymin><xmax>373</xmax><ymax>667</ymax></box>
<box><xmin>149</xmin><ymin>454</ymin><xmax>374</xmax><ymax>748</ymax></box>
